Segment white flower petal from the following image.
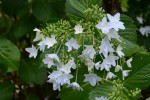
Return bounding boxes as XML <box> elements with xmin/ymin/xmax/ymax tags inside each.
<box><xmin>25</xmin><ymin>45</ymin><xmax>38</xmax><ymax>58</ymax></box>
<box><xmin>74</xmin><ymin>24</ymin><xmax>83</xmax><ymax>34</ymax></box>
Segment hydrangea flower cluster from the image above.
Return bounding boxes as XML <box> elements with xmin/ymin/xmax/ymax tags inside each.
<box><xmin>26</xmin><ymin>6</ymin><xmax>133</xmax><ymax>92</ymax></box>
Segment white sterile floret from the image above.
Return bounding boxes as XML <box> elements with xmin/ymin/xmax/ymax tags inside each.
<box><xmin>74</xmin><ymin>24</ymin><xmax>83</xmax><ymax>34</ymax></box>
<box><xmin>107</xmin><ymin>13</ymin><xmax>125</xmax><ymax>31</ymax></box>
<box><xmin>43</xmin><ymin>54</ymin><xmax>60</xmax><ymax>68</ymax></box>
<box><xmin>33</xmin><ymin>28</ymin><xmax>44</xmax><ymax>42</ymax></box>
<box><xmin>65</xmin><ymin>38</ymin><xmax>80</xmax><ymax>52</ymax></box>
<box><xmin>115</xmin><ymin>65</ymin><xmax>122</xmax><ymax>72</ymax></box>
<box><xmin>47</xmin><ymin>70</ymin><xmax>63</xmax><ymax>91</ymax></box>
<box><xmin>58</xmin><ymin>58</ymin><xmax>76</xmax><ymax>74</ymax></box>
<box><xmin>105</xmin><ymin>72</ymin><xmax>116</xmax><ymax>80</ymax></box>
<box><xmin>100</xmin><ymin>54</ymin><xmax>119</xmax><ymax>71</ymax></box>
<box><xmin>43</xmin><ymin>56</ymin><xmax>55</xmax><ymax>68</ymax></box>
<box><xmin>116</xmin><ymin>45</ymin><xmax>124</xmax><ymax>57</ymax></box>
<box><xmin>95</xmin><ymin>61</ymin><xmax>101</xmax><ymax>70</ymax></box>
<box><xmin>136</xmin><ymin>16</ymin><xmax>143</xmax><ymax>24</ymax></box>
<box><xmin>84</xmin><ymin>73</ymin><xmax>101</xmax><ymax>86</ymax></box>
<box><xmin>85</xmin><ymin>60</ymin><xmax>95</xmax><ymax>72</ymax></box>
<box><xmin>47</xmin><ymin>54</ymin><xmax>60</xmax><ymax>63</ymax></box>
<box><xmin>139</xmin><ymin>26</ymin><xmax>150</xmax><ymax>37</ymax></box>
<box><xmin>37</xmin><ymin>38</ymin><xmax>46</xmax><ymax>52</ymax></box>
<box><xmin>57</xmin><ymin>73</ymin><xmax>73</xmax><ymax>85</ymax></box>
<box><xmin>95</xmin><ymin>96</ymin><xmax>108</xmax><ymax>100</ymax></box>
<box><xmin>105</xmin><ymin>29</ymin><xmax>121</xmax><ymax>41</ymax></box>
<box><xmin>25</xmin><ymin>45</ymin><xmax>38</xmax><ymax>58</ymax></box>
<box><xmin>126</xmin><ymin>57</ymin><xmax>133</xmax><ymax>68</ymax></box>
<box><xmin>122</xmin><ymin>70</ymin><xmax>131</xmax><ymax>80</ymax></box>
<box><xmin>81</xmin><ymin>45</ymin><xmax>96</xmax><ymax>59</ymax></box>
<box><xmin>99</xmin><ymin>37</ymin><xmax>114</xmax><ymax>58</ymax></box>
<box><xmin>38</xmin><ymin>35</ymin><xmax>57</xmax><ymax>51</ymax></box>
<box><xmin>47</xmin><ymin>70</ymin><xmax>73</xmax><ymax>91</ymax></box>
<box><xmin>96</xmin><ymin>17</ymin><xmax>111</xmax><ymax>33</ymax></box>
<box><xmin>68</xmin><ymin>82</ymin><xmax>83</xmax><ymax>91</ymax></box>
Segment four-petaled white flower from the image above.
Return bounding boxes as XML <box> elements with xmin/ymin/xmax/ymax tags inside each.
<box><xmin>81</xmin><ymin>45</ymin><xmax>96</xmax><ymax>59</ymax></box>
<box><xmin>58</xmin><ymin>58</ymin><xmax>76</xmax><ymax>74</ymax></box>
<box><xmin>99</xmin><ymin>37</ymin><xmax>114</xmax><ymax>58</ymax></box>
<box><xmin>107</xmin><ymin>13</ymin><xmax>125</xmax><ymax>31</ymax></box>
<box><xmin>105</xmin><ymin>29</ymin><xmax>121</xmax><ymax>41</ymax></box>
<box><xmin>38</xmin><ymin>36</ymin><xmax>57</xmax><ymax>51</ymax></box>
<box><xmin>68</xmin><ymin>82</ymin><xmax>83</xmax><ymax>91</ymax></box>
<box><xmin>84</xmin><ymin>73</ymin><xmax>101</xmax><ymax>86</ymax></box>
<box><xmin>25</xmin><ymin>45</ymin><xmax>38</xmax><ymax>58</ymax></box>
<box><xmin>65</xmin><ymin>38</ymin><xmax>80</xmax><ymax>52</ymax></box>
<box><xmin>85</xmin><ymin>60</ymin><xmax>95</xmax><ymax>72</ymax></box>
<box><xmin>105</xmin><ymin>72</ymin><xmax>116</xmax><ymax>80</ymax></box>
<box><xmin>116</xmin><ymin>45</ymin><xmax>124</xmax><ymax>57</ymax></box>
<box><xmin>100</xmin><ymin>54</ymin><xmax>119</xmax><ymax>71</ymax></box>
<box><xmin>126</xmin><ymin>58</ymin><xmax>133</xmax><ymax>68</ymax></box>
<box><xmin>48</xmin><ymin>70</ymin><xmax>73</xmax><ymax>91</ymax></box>
<box><xmin>122</xmin><ymin>70</ymin><xmax>131</xmax><ymax>80</ymax></box>
<box><xmin>43</xmin><ymin>54</ymin><xmax>60</xmax><ymax>68</ymax></box>
<box><xmin>74</xmin><ymin>24</ymin><xmax>83</xmax><ymax>34</ymax></box>
<box><xmin>95</xmin><ymin>96</ymin><xmax>108</xmax><ymax>100</ymax></box>
<box><xmin>96</xmin><ymin>17</ymin><xmax>111</xmax><ymax>33</ymax></box>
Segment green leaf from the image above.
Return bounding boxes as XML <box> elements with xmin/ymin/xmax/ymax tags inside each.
<box><xmin>0</xmin><ymin>38</ymin><xmax>20</xmax><ymax>72</ymax></box>
<box><xmin>119</xmin><ymin>15</ymin><xmax>141</xmax><ymax>56</ymax></box>
<box><xmin>32</xmin><ymin>0</ymin><xmax>57</xmax><ymax>21</ymax></box>
<box><xmin>123</xmin><ymin>39</ymin><xmax>142</xmax><ymax>57</ymax></box>
<box><xmin>59</xmin><ymin>83</ymin><xmax>94</xmax><ymax>100</ymax></box>
<box><xmin>0</xmin><ymin>82</ymin><xmax>15</xmax><ymax>100</ymax></box>
<box><xmin>88</xmin><ymin>85</ymin><xmax>112</xmax><ymax>100</ymax></box>
<box><xmin>123</xmin><ymin>54</ymin><xmax>150</xmax><ymax>89</ymax></box>
<box><xmin>19</xmin><ymin>58</ymin><xmax>47</xmax><ymax>85</ymax></box>
<box><xmin>119</xmin><ymin>14</ymin><xmax>137</xmax><ymax>43</ymax></box>
<box><xmin>65</xmin><ymin>0</ymin><xmax>102</xmax><ymax>20</ymax></box>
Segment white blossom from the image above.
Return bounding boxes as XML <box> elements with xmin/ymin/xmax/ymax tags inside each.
<box><xmin>100</xmin><ymin>54</ymin><xmax>119</xmax><ymax>71</ymax></box>
<box><xmin>58</xmin><ymin>58</ymin><xmax>76</xmax><ymax>74</ymax></box>
<box><xmin>105</xmin><ymin>29</ymin><xmax>121</xmax><ymax>41</ymax></box>
<box><xmin>33</xmin><ymin>28</ymin><xmax>44</xmax><ymax>42</ymax></box>
<box><xmin>115</xmin><ymin>65</ymin><xmax>122</xmax><ymax>72</ymax></box>
<box><xmin>99</xmin><ymin>37</ymin><xmax>114</xmax><ymax>58</ymax></box>
<box><xmin>47</xmin><ymin>70</ymin><xmax>63</xmax><ymax>91</ymax></box>
<box><xmin>95</xmin><ymin>96</ymin><xmax>108</xmax><ymax>100</ymax></box>
<box><xmin>105</xmin><ymin>72</ymin><xmax>116</xmax><ymax>80</ymax></box>
<box><xmin>81</xmin><ymin>45</ymin><xmax>96</xmax><ymax>59</ymax></box>
<box><xmin>48</xmin><ymin>70</ymin><xmax>73</xmax><ymax>91</ymax></box>
<box><xmin>96</xmin><ymin>17</ymin><xmax>111</xmax><ymax>33</ymax></box>
<box><xmin>25</xmin><ymin>45</ymin><xmax>38</xmax><ymax>58</ymax></box>
<box><xmin>68</xmin><ymin>82</ymin><xmax>83</xmax><ymax>91</ymax></box>
<box><xmin>107</xmin><ymin>13</ymin><xmax>125</xmax><ymax>31</ymax></box>
<box><xmin>38</xmin><ymin>36</ymin><xmax>57</xmax><ymax>51</ymax></box>
<box><xmin>43</xmin><ymin>56</ymin><xmax>55</xmax><ymax>68</ymax></box>
<box><xmin>95</xmin><ymin>61</ymin><xmax>101</xmax><ymax>70</ymax></box>
<box><xmin>85</xmin><ymin>60</ymin><xmax>95</xmax><ymax>72</ymax></box>
<box><xmin>65</xmin><ymin>38</ymin><xmax>80</xmax><ymax>52</ymax></box>
<box><xmin>84</xmin><ymin>73</ymin><xmax>101</xmax><ymax>86</ymax></box>
<box><xmin>116</xmin><ymin>45</ymin><xmax>124</xmax><ymax>57</ymax></box>
<box><xmin>126</xmin><ymin>58</ymin><xmax>133</xmax><ymax>68</ymax></box>
<box><xmin>136</xmin><ymin>16</ymin><xmax>143</xmax><ymax>24</ymax></box>
<box><xmin>47</xmin><ymin>54</ymin><xmax>60</xmax><ymax>63</ymax></box>
<box><xmin>139</xmin><ymin>26</ymin><xmax>150</xmax><ymax>37</ymax></box>
<box><xmin>74</xmin><ymin>24</ymin><xmax>83</xmax><ymax>34</ymax></box>
<box><xmin>122</xmin><ymin>70</ymin><xmax>131</xmax><ymax>80</ymax></box>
